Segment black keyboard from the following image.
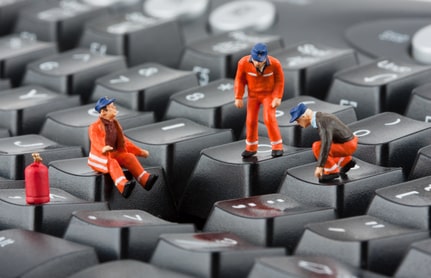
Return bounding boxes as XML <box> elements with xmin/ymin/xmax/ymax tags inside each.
<box><xmin>1</xmin><ymin>0</ymin><xmax>431</xmax><ymax>277</ymax></box>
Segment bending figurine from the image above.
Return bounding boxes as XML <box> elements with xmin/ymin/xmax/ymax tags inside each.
<box><xmin>87</xmin><ymin>97</ymin><xmax>158</xmax><ymax>198</ymax></box>
<box><xmin>234</xmin><ymin>42</ymin><xmax>284</xmax><ymax>158</ymax></box>
<box><xmin>289</xmin><ymin>102</ymin><xmax>357</xmax><ymax>182</ymax></box>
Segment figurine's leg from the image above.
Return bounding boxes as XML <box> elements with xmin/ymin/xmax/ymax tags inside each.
<box><xmin>312</xmin><ymin>141</ymin><xmax>340</xmax><ymax>174</ymax></box>
<box><xmin>244</xmin><ymin>97</ymin><xmax>260</xmax><ymax>152</ymax></box>
<box><xmin>262</xmin><ymin>97</ymin><xmax>283</xmax><ymax>152</ymax></box>
<box><xmin>115</xmin><ymin>152</ymin><xmax>157</xmax><ymax>190</ymax></box>
<box><xmin>106</xmin><ymin>157</ymin><xmax>130</xmax><ymax>192</ymax></box>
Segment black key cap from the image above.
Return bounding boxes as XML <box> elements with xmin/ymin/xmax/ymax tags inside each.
<box><xmin>249</xmin><ymin>255</ymin><xmax>387</xmax><ymax>278</ymax></box>
<box><xmin>0</xmin><ymin>177</ymin><xmax>24</xmax><ymax>189</ymax></box>
<box><xmin>125</xmin><ymin>118</ymin><xmax>234</xmax><ymax>205</ymax></box>
<box><xmin>326</xmin><ymin>58</ymin><xmax>431</xmax><ymax>119</ymax></box>
<box><xmin>0</xmin><ymin>188</ymin><xmax>109</xmax><ymax>236</ymax></box>
<box><xmin>203</xmin><ymin>193</ymin><xmax>336</xmax><ymax>252</ymax></box>
<box><xmin>404</xmin><ymin>83</ymin><xmax>431</xmax><ymax>123</ymax></box>
<box><xmin>261</xmin><ymin>96</ymin><xmax>357</xmax><ymax>147</ymax></box>
<box><xmin>79</xmin><ymin>12</ymin><xmax>184</xmax><ymax>67</ymax></box>
<box><xmin>0</xmin><ymin>0</ymin><xmax>37</xmax><ymax>36</ymax></box>
<box><xmin>394</xmin><ymin>239</ymin><xmax>431</xmax><ymax>278</ymax></box>
<box><xmin>409</xmin><ymin>145</ymin><xmax>431</xmax><ymax>180</ymax></box>
<box><xmin>50</xmin><ymin>158</ymin><xmax>177</xmax><ymax>221</ymax></box>
<box><xmin>69</xmin><ymin>259</ymin><xmax>196</xmax><ymax>278</ymax></box>
<box><xmin>178</xmin><ymin>139</ymin><xmax>315</xmax><ymax>222</ymax></box>
<box><xmin>0</xmin><ymin>228</ymin><xmax>99</xmax><ymax>278</ymax></box>
<box><xmin>40</xmin><ymin>103</ymin><xmax>155</xmax><ymax>154</ymax></box>
<box><xmin>64</xmin><ymin>209</ymin><xmax>195</xmax><ymax>262</ymax></box>
<box><xmin>294</xmin><ymin>215</ymin><xmax>429</xmax><ymax>276</ymax></box>
<box><xmin>0</xmin><ymin>85</ymin><xmax>80</xmax><ymax>136</ymax></box>
<box><xmin>0</xmin><ymin>79</ymin><xmax>10</xmax><ymax>90</ymax></box>
<box><xmin>150</xmin><ymin>232</ymin><xmax>286</xmax><ymax>278</ymax></box>
<box><xmin>349</xmin><ymin>112</ymin><xmax>431</xmax><ymax>176</ymax></box>
<box><xmin>345</xmin><ymin>18</ymin><xmax>430</xmax><ymax>64</ymax></box>
<box><xmin>14</xmin><ymin>0</ymin><xmax>109</xmax><ymax>51</ymax></box>
<box><xmin>0</xmin><ymin>32</ymin><xmax>57</xmax><ymax>86</ymax></box>
<box><xmin>164</xmin><ymin>78</ymin><xmax>246</xmax><ymax>139</ymax></box>
<box><xmin>272</xmin><ymin>42</ymin><xmax>358</xmax><ymax>99</ymax></box>
<box><xmin>0</xmin><ymin>134</ymin><xmax>83</xmax><ymax>179</ymax></box>
<box><xmin>91</xmin><ymin>62</ymin><xmax>198</xmax><ymax>120</ymax></box>
<box><xmin>178</xmin><ymin>30</ymin><xmax>284</xmax><ymax>85</ymax></box>
<box><xmin>23</xmin><ymin>48</ymin><xmax>127</xmax><ymax>103</ymax></box>
<box><xmin>367</xmin><ymin>176</ymin><xmax>431</xmax><ymax>230</ymax></box>
<box><xmin>279</xmin><ymin>158</ymin><xmax>404</xmax><ymax>217</ymax></box>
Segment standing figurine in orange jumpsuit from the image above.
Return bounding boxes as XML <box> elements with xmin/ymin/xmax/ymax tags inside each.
<box><xmin>234</xmin><ymin>42</ymin><xmax>284</xmax><ymax>158</ymax></box>
<box><xmin>289</xmin><ymin>102</ymin><xmax>357</xmax><ymax>182</ymax></box>
<box><xmin>88</xmin><ymin>97</ymin><xmax>158</xmax><ymax>198</ymax></box>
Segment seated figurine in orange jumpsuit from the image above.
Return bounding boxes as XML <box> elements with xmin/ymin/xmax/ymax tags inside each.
<box><xmin>289</xmin><ymin>102</ymin><xmax>357</xmax><ymax>182</ymax></box>
<box><xmin>87</xmin><ymin>97</ymin><xmax>158</xmax><ymax>198</ymax></box>
<box><xmin>234</xmin><ymin>42</ymin><xmax>284</xmax><ymax>158</ymax></box>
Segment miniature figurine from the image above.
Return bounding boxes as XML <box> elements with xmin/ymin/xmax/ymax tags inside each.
<box><xmin>234</xmin><ymin>42</ymin><xmax>284</xmax><ymax>158</ymax></box>
<box><xmin>289</xmin><ymin>102</ymin><xmax>357</xmax><ymax>182</ymax></box>
<box><xmin>87</xmin><ymin>97</ymin><xmax>158</xmax><ymax>198</ymax></box>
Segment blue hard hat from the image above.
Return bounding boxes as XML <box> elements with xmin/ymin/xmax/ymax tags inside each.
<box><xmin>251</xmin><ymin>43</ymin><xmax>268</xmax><ymax>62</ymax></box>
<box><xmin>95</xmin><ymin>96</ymin><xmax>116</xmax><ymax>113</ymax></box>
<box><xmin>289</xmin><ymin>103</ymin><xmax>308</xmax><ymax>123</ymax></box>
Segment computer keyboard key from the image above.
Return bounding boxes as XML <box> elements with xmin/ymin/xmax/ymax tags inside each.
<box><xmin>14</xmin><ymin>0</ymin><xmax>110</xmax><ymax>51</ymax></box>
<box><xmin>91</xmin><ymin>62</ymin><xmax>199</xmax><ymax>120</ymax></box>
<box><xmin>0</xmin><ymin>85</ymin><xmax>80</xmax><ymax>136</ymax></box>
<box><xmin>404</xmin><ymin>83</ymin><xmax>431</xmax><ymax>123</ymax></box>
<box><xmin>279</xmin><ymin>158</ymin><xmax>404</xmax><ymax>217</ymax></box>
<box><xmin>0</xmin><ymin>134</ymin><xmax>83</xmax><ymax>180</ymax></box>
<box><xmin>394</xmin><ymin>238</ymin><xmax>431</xmax><ymax>278</ymax></box>
<box><xmin>125</xmin><ymin>118</ymin><xmax>234</xmax><ymax>205</ymax></box>
<box><xmin>0</xmin><ymin>79</ymin><xmax>10</xmax><ymax>90</ymax></box>
<box><xmin>367</xmin><ymin>176</ymin><xmax>431</xmax><ymax>230</ymax></box>
<box><xmin>23</xmin><ymin>48</ymin><xmax>127</xmax><ymax>103</ymax></box>
<box><xmin>0</xmin><ymin>177</ymin><xmax>24</xmax><ymax>189</ymax></box>
<box><xmin>0</xmin><ymin>32</ymin><xmax>57</xmax><ymax>86</ymax></box>
<box><xmin>208</xmin><ymin>1</ymin><xmax>276</xmax><ymax>34</ymax></box>
<box><xmin>345</xmin><ymin>18</ymin><xmax>431</xmax><ymax>65</ymax></box>
<box><xmin>179</xmin><ymin>139</ymin><xmax>315</xmax><ymax>222</ymax></box>
<box><xmin>272</xmin><ymin>42</ymin><xmax>358</xmax><ymax>100</ymax></box>
<box><xmin>203</xmin><ymin>193</ymin><xmax>336</xmax><ymax>252</ymax></box>
<box><xmin>326</xmin><ymin>58</ymin><xmax>431</xmax><ymax>119</ymax></box>
<box><xmin>150</xmin><ymin>232</ymin><xmax>286</xmax><ymax>278</ymax></box>
<box><xmin>0</xmin><ymin>0</ymin><xmax>39</xmax><ymax>36</ymax></box>
<box><xmin>262</xmin><ymin>96</ymin><xmax>357</xmax><ymax>148</ymax></box>
<box><xmin>0</xmin><ymin>228</ymin><xmax>99</xmax><ymax>278</ymax></box>
<box><xmin>164</xmin><ymin>78</ymin><xmax>246</xmax><ymax>139</ymax></box>
<box><xmin>68</xmin><ymin>259</ymin><xmax>196</xmax><ymax>278</ymax></box>
<box><xmin>408</xmin><ymin>145</ymin><xmax>431</xmax><ymax>180</ymax></box>
<box><xmin>40</xmin><ymin>103</ymin><xmax>155</xmax><ymax>154</ymax></box>
<box><xmin>248</xmin><ymin>255</ymin><xmax>387</xmax><ymax>278</ymax></box>
<box><xmin>178</xmin><ymin>30</ymin><xmax>284</xmax><ymax>85</ymax></box>
<box><xmin>63</xmin><ymin>209</ymin><xmax>195</xmax><ymax>262</ymax></box>
<box><xmin>0</xmin><ymin>188</ymin><xmax>109</xmax><ymax>237</ymax></box>
<box><xmin>80</xmin><ymin>0</ymin><xmax>143</xmax><ymax>12</ymax></box>
<box><xmin>80</xmin><ymin>12</ymin><xmax>184</xmax><ymax>68</ymax></box>
<box><xmin>294</xmin><ymin>215</ymin><xmax>429</xmax><ymax>276</ymax></box>
<box><xmin>349</xmin><ymin>112</ymin><xmax>431</xmax><ymax>177</ymax></box>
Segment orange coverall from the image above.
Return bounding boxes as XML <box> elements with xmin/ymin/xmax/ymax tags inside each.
<box><xmin>87</xmin><ymin>118</ymin><xmax>151</xmax><ymax>188</ymax></box>
<box><xmin>234</xmin><ymin>55</ymin><xmax>284</xmax><ymax>152</ymax></box>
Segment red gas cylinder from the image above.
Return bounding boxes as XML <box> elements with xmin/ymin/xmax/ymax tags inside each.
<box><xmin>24</xmin><ymin>153</ymin><xmax>50</xmax><ymax>204</ymax></box>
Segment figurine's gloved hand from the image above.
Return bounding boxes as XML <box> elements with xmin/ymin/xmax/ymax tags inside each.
<box><xmin>234</xmin><ymin>99</ymin><xmax>243</xmax><ymax>108</ymax></box>
<box><xmin>314</xmin><ymin>166</ymin><xmax>324</xmax><ymax>178</ymax></box>
<box><xmin>140</xmin><ymin>149</ymin><xmax>149</xmax><ymax>158</ymax></box>
<box><xmin>271</xmin><ymin>97</ymin><xmax>281</xmax><ymax>108</ymax></box>
<box><xmin>102</xmin><ymin>145</ymin><xmax>114</xmax><ymax>153</ymax></box>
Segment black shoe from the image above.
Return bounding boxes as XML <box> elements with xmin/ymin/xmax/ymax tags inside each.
<box><xmin>144</xmin><ymin>174</ymin><xmax>158</xmax><ymax>191</ymax></box>
<box><xmin>121</xmin><ymin>180</ymin><xmax>136</xmax><ymax>198</ymax></box>
<box><xmin>340</xmin><ymin>159</ymin><xmax>356</xmax><ymax>174</ymax></box>
<box><xmin>271</xmin><ymin>149</ymin><xmax>284</xmax><ymax>157</ymax></box>
<box><xmin>319</xmin><ymin>173</ymin><xmax>340</xmax><ymax>183</ymax></box>
<box><xmin>241</xmin><ymin>150</ymin><xmax>257</xmax><ymax>158</ymax></box>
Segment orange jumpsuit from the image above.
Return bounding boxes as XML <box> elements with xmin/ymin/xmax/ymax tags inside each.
<box><xmin>234</xmin><ymin>55</ymin><xmax>284</xmax><ymax>152</ymax></box>
<box><xmin>87</xmin><ymin>118</ymin><xmax>151</xmax><ymax>188</ymax></box>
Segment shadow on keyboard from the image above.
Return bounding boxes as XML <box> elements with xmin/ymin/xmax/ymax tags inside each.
<box><xmin>1</xmin><ymin>0</ymin><xmax>431</xmax><ymax>277</ymax></box>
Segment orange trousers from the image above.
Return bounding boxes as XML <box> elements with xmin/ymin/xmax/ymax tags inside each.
<box><xmin>107</xmin><ymin>151</ymin><xmax>150</xmax><ymax>187</ymax></box>
<box><xmin>312</xmin><ymin>136</ymin><xmax>358</xmax><ymax>174</ymax></box>
<box><xmin>245</xmin><ymin>94</ymin><xmax>283</xmax><ymax>152</ymax></box>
